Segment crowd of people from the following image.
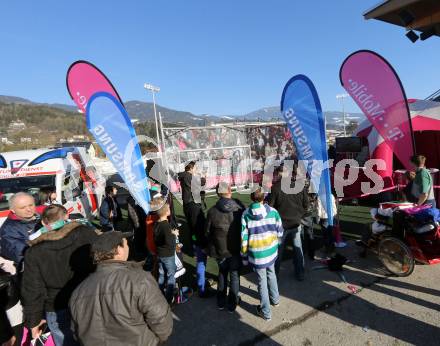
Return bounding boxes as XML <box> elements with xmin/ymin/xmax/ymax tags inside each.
<box><xmin>165</xmin><ymin>125</ymin><xmax>297</xmax><ymax>191</ymax></box>
<box><xmin>247</xmin><ymin>126</ymin><xmax>295</xmax><ymax>163</ymax></box>
<box><xmin>177</xmin><ymin>161</ymin><xmax>335</xmax><ymax>320</ymax></box>
<box><xmin>166</xmin><ymin>127</ymin><xmax>246</xmax><ymax>152</ymax></box>
<box><xmin>0</xmin><ymin>154</ymin><xmax>435</xmax><ymax>346</ymax></box>
<box><xmin>0</xmin><ymin>190</ymin><xmax>173</xmax><ymax>346</ymax></box>
<box><xmin>247</xmin><ymin>125</ymin><xmax>296</xmax><ymax>181</ymax></box>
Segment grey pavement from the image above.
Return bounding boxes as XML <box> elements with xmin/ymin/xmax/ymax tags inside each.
<box><xmin>168</xmin><ymin>241</ymin><xmax>440</xmax><ymax>346</ymax></box>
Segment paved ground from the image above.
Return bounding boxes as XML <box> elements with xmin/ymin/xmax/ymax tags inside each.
<box><xmin>168</xmin><ymin>241</ymin><xmax>440</xmax><ymax>346</ymax></box>
<box><xmin>108</xmin><ymin>185</ymin><xmax>439</xmax><ymax>345</ymax></box>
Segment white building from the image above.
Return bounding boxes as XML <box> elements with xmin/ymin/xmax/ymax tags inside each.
<box><xmin>8</xmin><ymin>120</ymin><xmax>26</xmax><ymax>132</ymax></box>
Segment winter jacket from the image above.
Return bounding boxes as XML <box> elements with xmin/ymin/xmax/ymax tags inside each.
<box><xmin>154</xmin><ymin>220</ymin><xmax>176</xmax><ymax>258</ymax></box>
<box><xmin>127</xmin><ymin>196</ymin><xmax>149</xmax><ymax>256</ymax></box>
<box><xmin>99</xmin><ymin>196</ymin><xmax>121</xmax><ymax>231</ymax></box>
<box><xmin>0</xmin><ymin>214</ymin><xmax>40</xmax><ymax>266</ymax></box>
<box><xmin>241</xmin><ymin>203</ymin><xmax>284</xmax><ymax>269</ymax></box>
<box><xmin>267</xmin><ymin>180</ymin><xmax>309</xmax><ymax>229</ymax></box>
<box><xmin>127</xmin><ymin>196</ymin><xmax>141</xmax><ymax>229</ymax></box>
<box><xmin>69</xmin><ymin>261</ymin><xmax>173</xmax><ymax>346</ymax></box>
<box><xmin>178</xmin><ymin>171</ymin><xmax>205</xmax><ymax>205</ymax></box>
<box><xmin>206</xmin><ymin>197</ymin><xmax>245</xmax><ymax>259</ymax></box>
<box><xmin>21</xmin><ymin>222</ymin><xmax>99</xmax><ymax>328</ymax></box>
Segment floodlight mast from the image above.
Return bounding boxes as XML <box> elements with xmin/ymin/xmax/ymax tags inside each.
<box><xmin>336</xmin><ymin>93</ymin><xmax>349</xmax><ymax>137</ymax></box>
<box><xmin>144</xmin><ymin>83</ymin><xmax>161</xmax><ymax>153</ymax></box>
<box><xmin>158</xmin><ymin>111</ymin><xmax>171</xmax><ymax>186</ymax></box>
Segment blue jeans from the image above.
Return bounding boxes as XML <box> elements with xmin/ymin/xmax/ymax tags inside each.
<box><xmin>216</xmin><ymin>256</ymin><xmax>240</xmax><ymax>310</ymax></box>
<box><xmin>254</xmin><ymin>264</ymin><xmax>279</xmax><ymax>319</ymax></box>
<box><xmin>194</xmin><ymin>245</ymin><xmax>207</xmax><ymax>293</ymax></box>
<box><xmin>275</xmin><ymin>226</ymin><xmax>304</xmax><ymax>278</ymax></box>
<box><xmin>158</xmin><ymin>256</ymin><xmax>177</xmax><ymax>303</ymax></box>
<box><xmin>46</xmin><ymin>309</ymin><xmax>78</xmax><ymax>346</ymax></box>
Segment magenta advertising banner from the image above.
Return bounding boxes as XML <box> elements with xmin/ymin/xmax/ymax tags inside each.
<box><xmin>340</xmin><ymin>50</ymin><xmax>415</xmax><ymax>170</ymax></box>
<box><xmin>66</xmin><ymin>61</ymin><xmax>151</xmax><ymax>213</ymax></box>
<box><xmin>66</xmin><ymin>60</ymin><xmax>123</xmax><ymax>114</ymax></box>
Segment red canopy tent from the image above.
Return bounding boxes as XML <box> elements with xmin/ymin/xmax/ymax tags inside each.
<box><xmin>338</xmin><ymin>99</ymin><xmax>440</xmax><ymax>203</ymax></box>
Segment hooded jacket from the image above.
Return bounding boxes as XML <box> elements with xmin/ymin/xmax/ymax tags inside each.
<box><xmin>69</xmin><ymin>261</ymin><xmax>173</xmax><ymax>346</ymax></box>
<box><xmin>0</xmin><ymin>213</ymin><xmax>40</xmax><ymax>266</ymax></box>
<box><xmin>241</xmin><ymin>203</ymin><xmax>284</xmax><ymax>269</ymax></box>
<box><xmin>206</xmin><ymin>197</ymin><xmax>245</xmax><ymax>259</ymax></box>
<box><xmin>21</xmin><ymin>222</ymin><xmax>99</xmax><ymax>328</ymax></box>
<box><xmin>267</xmin><ymin>180</ymin><xmax>309</xmax><ymax>229</ymax></box>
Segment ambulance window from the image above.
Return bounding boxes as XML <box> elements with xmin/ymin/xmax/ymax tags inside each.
<box><xmin>0</xmin><ymin>175</ymin><xmax>56</xmax><ymax>210</ymax></box>
<box><xmin>61</xmin><ymin>175</ymin><xmax>83</xmax><ymax>204</ymax></box>
<box><xmin>61</xmin><ymin>175</ymin><xmax>71</xmax><ymax>204</ymax></box>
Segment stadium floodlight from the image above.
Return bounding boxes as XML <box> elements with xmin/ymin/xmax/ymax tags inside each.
<box><xmin>143</xmin><ymin>83</ymin><xmax>161</xmax><ymax>152</ymax></box>
<box><xmin>144</xmin><ymin>83</ymin><xmax>160</xmax><ymax>93</ymax></box>
<box><xmin>336</xmin><ymin>94</ymin><xmax>349</xmax><ymax>137</ymax></box>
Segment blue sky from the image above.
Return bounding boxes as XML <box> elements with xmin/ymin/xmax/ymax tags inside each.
<box><xmin>0</xmin><ymin>0</ymin><xmax>439</xmax><ymax>116</ymax></box>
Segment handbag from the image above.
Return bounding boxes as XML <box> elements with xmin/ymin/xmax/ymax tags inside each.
<box><xmin>21</xmin><ymin>326</ymin><xmax>55</xmax><ymax>346</ymax></box>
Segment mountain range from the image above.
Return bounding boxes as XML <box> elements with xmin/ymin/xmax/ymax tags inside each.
<box><xmin>0</xmin><ymin>95</ymin><xmax>365</xmax><ymax>127</ymax></box>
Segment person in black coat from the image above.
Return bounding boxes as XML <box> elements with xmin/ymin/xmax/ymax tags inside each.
<box><xmin>127</xmin><ymin>195</ymin><xmax>149</xmax><ymax>261</ymax></box>
<box><xmin>206</xmin><ymin>182</ymin><xmax>245</xmax><ymax>311</ymax></box>
<box><xmin>21</xmin><ymin>205</ymin><xmax>99</xmax><ymax>345</ymax></box>
<box><xmin>99</xmin><ymin>186</ymin><xmax>122</xmax><ymax>232</ymax></box>
<box><xmin>267</xmin><ymin>164</ymin><xmax>309</xmax><ymax>280</ymax></box>
<box><xmin>178</xmin><ymin>161</ymin><xmax>211</xmax><ymax>297</ymax></box>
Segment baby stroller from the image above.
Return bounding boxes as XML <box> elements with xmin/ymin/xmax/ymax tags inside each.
<box><xmin>361</xmin><ymin>202</ymin><xmax>440</xmax><ymax>276</ymax></box>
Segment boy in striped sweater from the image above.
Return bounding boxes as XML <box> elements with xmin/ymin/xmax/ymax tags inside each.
<box><xmin>241</xmin><ymin>188</ymin><xmax>284</xmax><ymax>321</ymax></box>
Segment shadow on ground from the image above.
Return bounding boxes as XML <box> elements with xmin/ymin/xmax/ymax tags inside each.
<box><xmin>170</xmin><ymin>206</ymin><xmax>440</xmax><ymax>346</ymax></box>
